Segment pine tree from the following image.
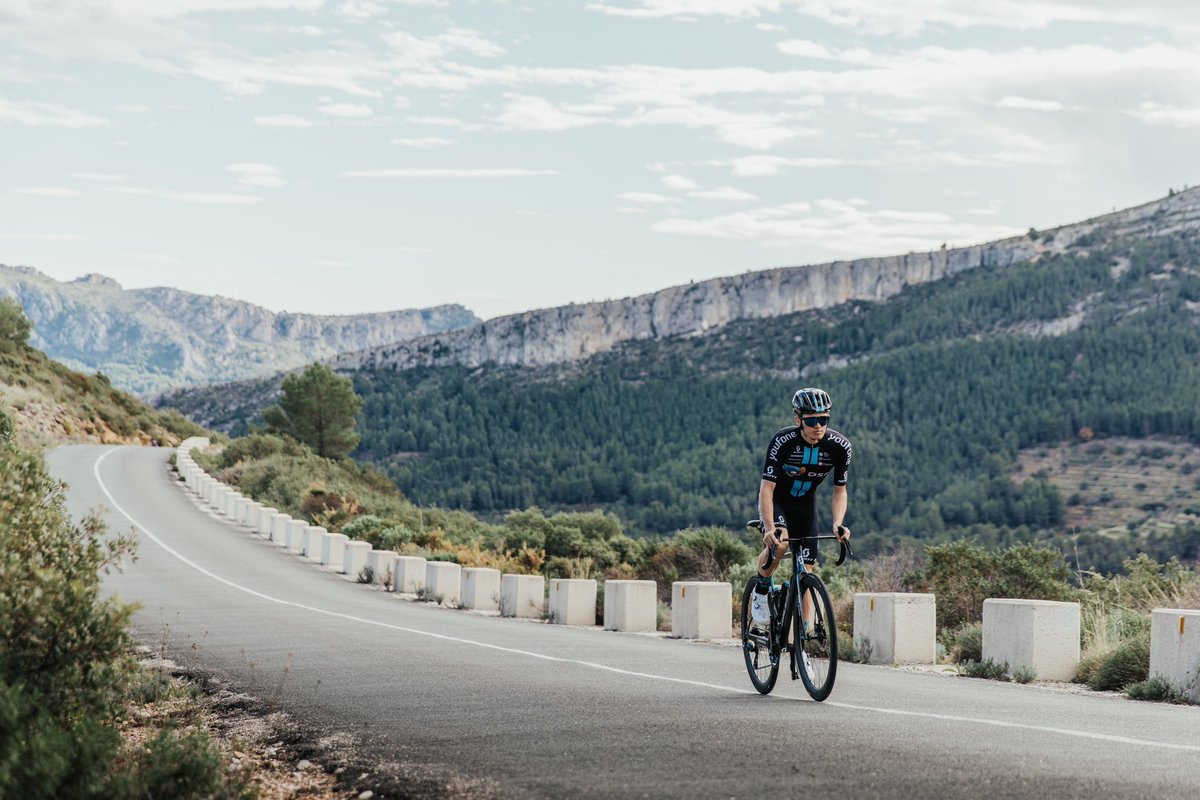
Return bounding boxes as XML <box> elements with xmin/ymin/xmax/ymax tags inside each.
<box><xmin>263</xmin><ymin>363</ymin><xmax>362</xmax><ymax>458</ymax></box>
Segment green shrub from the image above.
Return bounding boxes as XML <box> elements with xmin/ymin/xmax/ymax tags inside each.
<box><xmin>961</xmin><ymin>659</ymin><xmax>1008</xmax><ymax>680</ymax></box>
<box><xmin>119</xmin><ymin>726</ymin><xmax>253</xmax><ymax>800</ymax></box>
<box><xmin>1125</xmin><ymin>677</ymin><xmax>1182</xmax><ymax>702</ymax></box>
<box><xmin>1086</xmin><ymin>632</ymin><xmax>1150</xmax><ymax>691</ymax></box>
<box><xmin>917</xmin><ymin>541</ymin><xmax>1076</xmax><ymax>630</ymax></box>
<box><xmin>1012</xmin><ymin>665</ymin><xmax>1037</xmax><ymax>684</ymax></box>
<box><xmin>941</xmin><ymin>621</ymin><xmax>983</xmax><ymax>663</ymax></box>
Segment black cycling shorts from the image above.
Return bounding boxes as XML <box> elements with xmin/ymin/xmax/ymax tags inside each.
<box><xmin>770</xmin><ymin>504</ymin><xmax>819</xmax><ymax>566</ymax></box>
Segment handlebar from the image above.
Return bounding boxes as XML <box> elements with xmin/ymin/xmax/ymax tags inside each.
<box><xmin>746</xmin><ymin>519</ymin><xmax>855</xmax><ymax>566</ymax></box>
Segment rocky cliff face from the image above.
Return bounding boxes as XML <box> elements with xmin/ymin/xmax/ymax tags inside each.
<box><xmin>333</xmin><ymin>188</ymin><xmax>1200</xmax><ymax>374</ymax></box>
<box><xmin>0</xmin><ymin>266</ymin><xmax>479</xmax><ymax>395</ymax></box>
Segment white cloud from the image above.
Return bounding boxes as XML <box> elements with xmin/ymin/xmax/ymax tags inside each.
<box><xmin>710</xmin><ymin>155</ymin><xmax>853</xmax><ymax>177</ymax></box>
<box><xmin>587</xmin><ymin>1</ymin><xmax>1200</xmax><ymax>34</ymax></box>
<box><xmin>314</xmin><ymin>259</ymin><xmax>353</xmax><ymax>267</ymax></box>
<box><xmin>319</xmin><ymin>102</ymin><xmax>374</xmax><ymax>117</ymax></box>
<box><xmin>651</xmin><ymin>197</ymin><xmax>1023</xmax><ymax>256</ymax></box>
<box><xmin>1130</xmin><ymin>102</ymin><xmax>1200</xmax><ymax>127</ymax></box>
<box><xmin>690</xmin><ymin>186</ymin><xmax>758</xmax><ymax>202</ymax></box>
<box><xmin>109</xmin><ymin>186</ymin><xmax>262</xmax><ymax>204</ymax></box>
<box><xmin>407</xmin><ymin>115</ymin><xmax>464</xmax><ymax>127</ymax></box>
<box><xmin>116</xmin><ymin>103</ymin><xmax>152</xmax><ymax>113</ymax></box>
<box><xmin>497</xmin><ymin>95</ymin><xmax>603</xmax><ymax>131</ymax></box>
<box><xmin>342</xmin><ymin>167</ymin><xmax>559</xmax><ymax>178</ymax></box>
<box><xmin>390</xmin><ymin>136</ymin><xmax>456</xmax><ymax>147</ymax></box>
<box><xmin>226</xmin><ymin>163</ymin><xmax>285</xmax><ymax>188</ymax></box>
<box><xmin>253</xmin><ymin>114</ymin><xmax>324</xmax><ymax>127</ymax></box>
<box><xmin>617</xmin><ymin>191</ymin><xmax>680</xmax><ymax>204</ymax></box>
<box><xmin>383</xmin><ymin>27</ymin><xmax>505</xmax><ymax>70</ymax></box>
<box><xmin>997</xmin><ymin>95</ymin><xmax>1065</xmax><ymax>111</ymax></box>
<box><xmin>662</xmin><ymin>174</ymin><xmax>699</xmax><ymax>190</ymax></box>
<box><xmin>0</xmin><ymin>97</ymin><xmax>107</xmax><ymax>127</ymax></box>
<box><xmin>14</xmin><ymin>187</ymin><xmax>81</xmax><ymax>197</ymax></box>
<box><xmin>334</xmin><ymin>1</ymin><xmax>388</xmax><ymax>18</ymax></box>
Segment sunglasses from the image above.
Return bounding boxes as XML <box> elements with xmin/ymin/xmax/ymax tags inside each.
<box><xmin>800</xmin><ymin>415</ymin><xmax>830</xmax><ymax>428</ymax></box>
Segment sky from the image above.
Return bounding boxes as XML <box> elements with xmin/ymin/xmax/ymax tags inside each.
<box><xmin>2</xmin><ymin>1</ymin><xmax>1199</xmax><ymax>321</ymax></box>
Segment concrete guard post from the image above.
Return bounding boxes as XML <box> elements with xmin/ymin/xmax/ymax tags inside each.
<box><xmin>268</xmin><ymin>513</ymin><xmax>290</xmax><ymax>544</ymax></box>
<box><xmin>1150</xmin><ymin>608</ymin><xmax>1200</xmax><ymax>703</ymax></box>
<box><xmin>303</xmin><ymin>526</ymin><xmax>327</xmax><ymax>561</ymax></box>
<box><xmin>425</xmin><ymin>562</ymin><xmax>462</xmax><ymax>605</ymax></box>
<box><xmin>342</xmin><ymin>540</ymin><xmax>371</xmax><ymax>578</ymax></box>
<box><xmin>202</xmin><ymin>479</ymin><xmax>218</xmax><ymax>506</ymax></box>
<box><xmin>321</xmin><ymin>532</ymin><xmax>349</xmax><ymax>569</ymax></box>
<box><xmin>462</xmin><ymin>568</ymin><xmax>502</xmax><ymax>612</ymax></box>
<box><xmin>366</xmin><ymin>551</ymin><xmax>398</xmax><ymax>587</ymax></box>
<box><xmin>242</xmin><ymin>501</ymin><xmax>263</xmax><ymax>530</ymax></box>
<box><xmin>393</xmin><ymin>556</ymin><xmax>427</xmax><ymax>594</ymax></box>
<box><xmin>501</xmin><ymin>574</ymin><xmax>545</xmax><ymax>618</ymax></box>
<box><xmin>256</xmin><ymin>507</ymin><xmax>277</xmax><ymax>536</ymax></box>
<box><xmin>233</xmin><ymin>495</ymin><xmax>250</xmax><ymax>523</ymax></box>
<box><xmin>604</xmin><ymin>580</ymin><xmax>658</xmax><ymax>632</ymax></box>
<box><xmin>285</xmin><ymin>520</ymin><xmax>307</xmax><ymax>553</ymax></box>
<box><xmin>222</xmin><ymin>491</ymin><xmax>241</xmax><ymax>519</ymax></box>
<box><xmin>982</xmin><ymin>598</ymin><xmax>1081</xmax><ymax>681</ymax></box>
<box><xmin>549</xmin><ymin>579</ymin><xmax>597</xmax><ymax>626</ymax></box>
<box><xmin>672</xmin><ymin>582</ymin><xmax>732</xmax><ymax>640</ymax></box>
<box><xmin>853</xmin><ymin>593</ymin><xmax>937</xmax><ymax>664</ymax></box>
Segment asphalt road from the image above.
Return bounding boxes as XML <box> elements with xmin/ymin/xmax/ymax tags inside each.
<box><xmin>47</xmin><ymin>444</ymin><xmax>1200</xmax><ymax>799</ymax></box>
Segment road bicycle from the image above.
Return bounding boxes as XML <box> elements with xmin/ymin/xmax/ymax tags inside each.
<box><xmin>740</xmin><ymin>520</ymin><xmax>852</xmax><ymax>701</ymax></box>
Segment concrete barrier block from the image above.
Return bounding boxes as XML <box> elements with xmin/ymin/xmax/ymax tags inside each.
<box><xmin>267</xmin><ymin>512</ymin><xmax>288</xmax><ymax>543</ymax></box>
<box><xmin>202</xmin><ymin>479</ymin><xmax>217</xmax><ymax>505</ymax></box>
<box><xmin>284</xmin><ymin>519</ymin><xmax>307</xmax><ymax>552</ymax></box>
<box><xmin>501</xmin><ymin>574</ymin><xmax>545</xmax><ymax>618</ymax></box>
<box><xmin>549</xmin><ymin>579</ymin><xmax>597</xmax><ymax>626</ymax></box>
<box><xmin>321</xmin><ymin>533</ymin><xmax>348</xmax><ymax>568</ymax></box>
<box><xmin>1150</xmin><ymin>608</ymin><xmax>1200</xmax><ymax>703</ymax></box>
<box><xmin>242</xmin><ymin>501</ymin><xmax>263</xmax><ymax>529</ymax></box>
<box><xmin>462</xmin><ymin>568</ymin><xmax>502</xmax><ymax>612</ymax></box>
<box><xmin>367</xmin><ymin>551</ymin><xmax>397</xmax><ymax>587</ymax></box>
<box><xmin>256</xmin><ymin>507</ymin><xmax>277</xmax><ymax>535</ymax></box>
<box><xmin>853</xmin><ymin>593</ymin><xmax>937</xmax><ymax>665</ymax></box>
<box><xmin>394</xmin><ymin>556</ymin><xmax>427</xmax><ymax>594</ymax></box>
<box><xmin>425</xmin><ymin>562</ymin><xmax>462</xmax><ymax>605</ymax></box>
<box><xmin>982</xmin><ymin>598</ymin><xmax>1080</xmax><ymax>681</ymax></box>
<box><xmin>222</xmin><ymin>491</ymin><xmax>241</xmax><ymax>519</ymax></box>
<box><xmin>233</xmin><ymin>496</ymin><xmax>251</xmax><ymax>523</ymax></box>
<box><xmin>671</xmin><ymin>582</ymin><xmax>732</xmax><ymax>640</ymax></box>
<box><xmin>303</xmin><ymin>526</ymin><xmax>327</xmax><ymax>561</ymax></box>
<box><xmin>604</xmin><ymin>580</ymin><xmax>658</xmax><ymax>632</ymax></box>
<box><xmin>342</xmin><ymin>541</ymin><xmax>371</xmax><ymax>577</ymax></box>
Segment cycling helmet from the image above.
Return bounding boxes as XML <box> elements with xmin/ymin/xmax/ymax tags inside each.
<box><xmin>791</xmin><ymin>387</ymin><xmax>832</xmax><ymax>415</ymax></box>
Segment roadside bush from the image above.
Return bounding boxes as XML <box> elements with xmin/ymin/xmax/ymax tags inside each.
<box><xmin>1</xmin><ymin>440</ymin><xmax>242</xmax><ymax>799</ymax></box>
<box><xmin>915</xmin><ymin>541</ymin><xmax>1076</xmax><ymax>630</ymax></box>
<box><xmin>941</xmin><ymin>621</ymin><xmax>983</xmax><ymax>664</ymax></box>
<box><xmin>1080</xmin><ymin>631</ymin><xmax>1150</xmax><ymax>691</ymax></box>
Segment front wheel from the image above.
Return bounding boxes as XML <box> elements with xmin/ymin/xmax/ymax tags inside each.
<box><xmin>741</xmin><ymin>578</ymin><xmax>779</xmax><ymax>695</ymax></box>
<box><xmin>796</xmin><ymin>574</ymin><xmax>837</xmax><ymax>701</ymax></box>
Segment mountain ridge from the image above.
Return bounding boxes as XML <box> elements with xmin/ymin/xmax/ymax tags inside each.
<box><xmin>330</xmin><ymin>187</ymin><xmax>1200</xmax><ymax>374</ymax></box>
<box><xmin>0</xmin><ymin>265</ymin><xmax>480</xmax><ymax>396</ymax></box>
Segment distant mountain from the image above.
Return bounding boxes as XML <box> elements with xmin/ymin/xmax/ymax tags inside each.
<box><xmin>329</xmin><ymin>187</ymin><xmax>1200</xmax><ymax>374</ymax></box>
<box><xmin>0</xmin><ymin>266</ymin><xmax>479</xmax><ymax>395</ymax></box>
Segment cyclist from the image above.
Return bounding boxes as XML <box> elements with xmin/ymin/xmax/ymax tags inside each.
<box><xmin>749</xmin><ymin>387</ymin><xmax>852</xmax><ymax>629</ymax></box>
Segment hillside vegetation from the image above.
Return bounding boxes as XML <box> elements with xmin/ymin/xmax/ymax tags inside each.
<box><xmin>346</xmin><ymin>232</ymin><xmax>1200</xmax><ymax>571</ymax></box>
<box><xmin>0</xmin><ymin>299</ymin><xmax>205</xmax><ymax>450</ymax></box>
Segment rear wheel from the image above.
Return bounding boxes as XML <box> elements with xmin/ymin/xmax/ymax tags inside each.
<box><xmin>796</xmin><ymin>574</ymin><xmax>837</xmax><ymax>701</ymax></box>
<box><xmin>741</xmin><ymin>578</ymin><xmax>779</xmax><ymax>695</ymax></box>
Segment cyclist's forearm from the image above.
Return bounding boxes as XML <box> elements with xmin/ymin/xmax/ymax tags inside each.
<box><xmin>758</xmin><ymin>480</ymin><xmax>775</xmax><ymax>529</ymax></box>
<box><xmin>831</xmin><ymin>485</ymin><xmax>848</xmax><ymax>529</ymax></box>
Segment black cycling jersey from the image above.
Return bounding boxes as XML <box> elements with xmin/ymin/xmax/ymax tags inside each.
<box><xmin>761</xmin><ymin>426</ymin><xmax>852</xmax><ymax>508</ymax></box>
<box><xmin>760</xmin><ymin>426</ymin><xmax>852</xmax><ymax>565</ymax></box>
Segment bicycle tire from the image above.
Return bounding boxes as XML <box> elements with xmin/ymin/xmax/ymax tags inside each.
<box><xmin>740</xmin><ymin>578</ymin><xmax>779</xmax><ymax>695</ymax></box>
<box><xmin>796</xmin><ymin>573</ymin><xmax>837</xmax><ymax>701</ymax></box>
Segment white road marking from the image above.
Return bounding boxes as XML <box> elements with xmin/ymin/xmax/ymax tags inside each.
<box><xmin>95</xmin><ymin>448</ymin><xmax>1200</xmax><ymax>754</ymax></box>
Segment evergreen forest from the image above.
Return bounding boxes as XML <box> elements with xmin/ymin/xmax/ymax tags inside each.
<box><xmin>350</xmin><ymin>231</ymin><xmax>1200</xmax><ymax>571</ymax></box>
